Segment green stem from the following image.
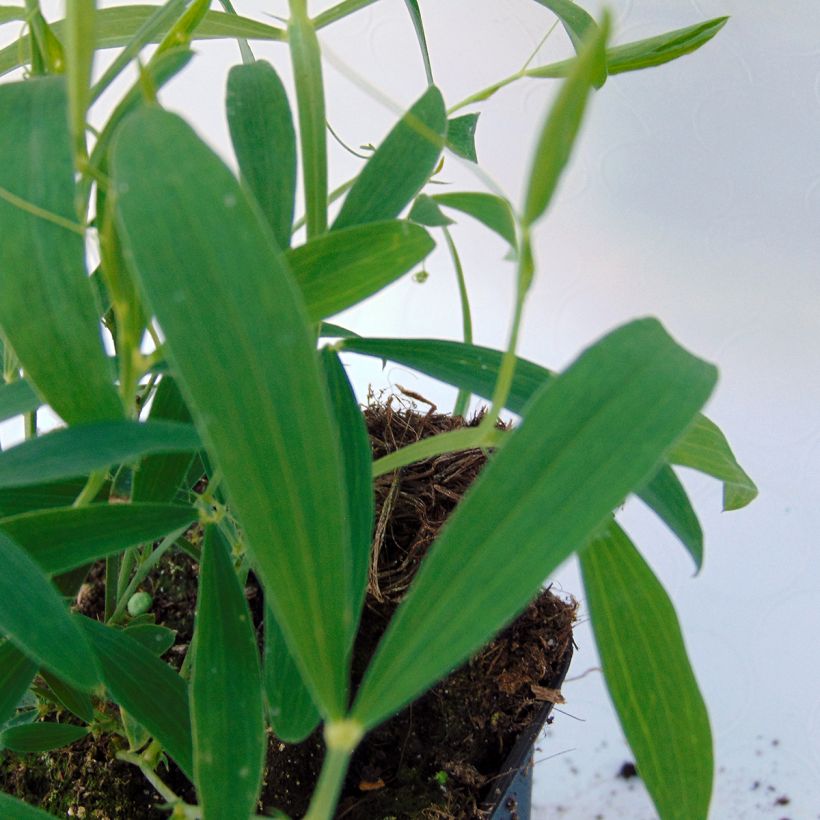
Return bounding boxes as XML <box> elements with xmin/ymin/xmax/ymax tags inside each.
<box><xmin>24</xmin><ymin>409</ymin><xmax>37</xmax><ymax>439</ymax></box>
<box><xmin>305</xmin><ymin>721</ymin><xmax>364</xmax><ymax>820</ymax></box>
<box><xmin>443</xmin><ymin>226</ymin><xmax>473</xmax><ymax>416</ymax></box>
<box><xmin>104</xmin><ymin>554</ymin><xmax>121</xmax><ymax>621</ymax></box>
<box><xmin>73</xmin><ymin>469</ymin><xmax>107</xmax><ymax>507</ymax></box>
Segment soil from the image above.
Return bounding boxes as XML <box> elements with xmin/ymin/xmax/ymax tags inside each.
<box><xmin>0</xmin><ymin>399</ymin><xmax>576</xmax><ymax>819</ymax></box>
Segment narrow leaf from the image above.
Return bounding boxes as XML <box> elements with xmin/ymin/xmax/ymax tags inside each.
<box><xmin>402</xmin><ymin>0</ymin><xmax>433</xmax><ymax>85</ymax></box>
<box><xmin>0</xmin><ymin>421</ymin><xmax>201</xmax><ymax>490</ymax></box>
<box><xmin>446</xmin><ymin>113</ymin><xmax>479</xmax><ymax>162</ymax></box>
<box><xmin>320</xmin><ymin>322</ymin><xmax>360</xmax><ymax>339</ymax></box>
<box><xmin>0</xmin><ymin>641</ymin><xmax>38</xmax><ymax>727</ymax></box>
<box><xmin>79</xmin><ymin>616</ymin><xmax>193</xmax><ymax>779</ymax></box>
<box><xmin>192</xmin><ymin>528</ymin><xmax>265</xmax><ymax>818</ymax></box>
<box><xmin>0</xmin><ymin>7</ymin><xmax>27</xmax><ymax>23</ymax></box>
<box><xmin>312</xmin><ymin>0</ymin><xmax>381</xmax><ymax>30</ymax></box>
<box><xmin>408</xmin><ymin>194</ymin><xmax>453</xmax><ymax>227</ymax></box>
<box><xmin>0</xmin><ymin>379</ymin><xmax>40</xmax><ymax>423</ymax></box>
<box><xmin>0</xmin><ymin>722</ymin><xmax>88</xmax><ymax>753</ymax></box>
<box><xmin>288</xmin><ymin>221</ymin><xmax>434</xmax><ymax>320</ymax></box>
<box><xmin>263</xmin><ymin>603</ymin><xmax>320</xmax><ymax>744</ymax></box>
<box><xmin>524</xmin><ymin>13</ymin><xmax>608</xmax><ymax>226</ymax></box>
<box><xmin>40</xmin><ymin>670</ymin><xmax>95</xmax><ymax>723</ymax></box>
<box><xmin>333</xmin><ymin>86</ymin><xmax>447</xmax><ymax>230</ymax></box>
<box><xmin>0</xmin><ymin>77</ymin><xmax>122</xmax><ymax>424</ymax></box>
<box><xmin>0</xmin><ymin>794</ymin><xmax>57</xmax><ymax>819</ymax></box>
<box><xmin>0</xmin><ymin>503</ymin><xmax>196</xmax><ymax>575</ymax></box>
<box><xmin>0</xmin><ymin>478</ymin><xmax>105</xmax><ymax>518</ymax></box>
<box><xmin>432</xmin><ymin>192</ymin><xmax>517</xmax><ymax>248</ymax></box>
<box><xmin>112</xmin><ymin>108</ymin><xmax>351</xmax><ymax>718</ymax></box>
<box><xmin>533</xmin><ymin>0</ymin><xmax>597</xmax><ymax>52</ymax></box>
<box><xmin>352</xmin><ymin>319</ymin><xmax>717</xmax><ymax>728</ymax></box>
<box><xmin>0</xmin><ymin>531</ymin><xmax>100</xmax><ymax>693</ymax></box>
<box><xmin>637</xmin><ymin>465</ymin><xmax>703</xmax><ymax>570</ymax></box>
<box><xmin>124</xmin><ymin>624</ymin><xmax>176</xmax><ymax>656</ymax></box>
<box><xmin>227</xmin><ymin>60</ymin><xmax>297</xmax><ymax>249</ymax></box>
<box><xmin>580</xmin><ymin>522</ymin><xmax>713</xmax><ymax>820</ymax></box>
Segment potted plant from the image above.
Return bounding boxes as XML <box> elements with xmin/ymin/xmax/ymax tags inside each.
<box><xmin>0</xmin><ymin>1</ymin><xmax>756</xmax><ymax>818</ymax></box>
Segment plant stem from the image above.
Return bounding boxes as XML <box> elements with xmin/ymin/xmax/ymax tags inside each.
<box><xmin>305</xmin><ymin>720</ymin><xmax>364</xmax><ymax>820</ymax></box>
<box><xmin>442</xmin><ymin>226</ymin><xmax>473</xmax><ymax>416</ymax></box>
<box><xmin>73</xmin><ymin>469</ymin><xmax>107</xmax><ymax>507</ymax></box>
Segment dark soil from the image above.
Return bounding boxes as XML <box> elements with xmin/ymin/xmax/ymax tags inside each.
<box><xmin>0</xmin><ymin>399</ymin><xmax>576</xmax><ymax>819</ymax></box>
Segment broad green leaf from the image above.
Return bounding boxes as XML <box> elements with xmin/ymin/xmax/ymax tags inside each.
<box><xmin>580</xmin><ymin>522</ymin><xmax>713</xmax><ymax>820</ymax></box>
<box><xmin>408</xmin><ymin>194</ymin><xmax>453</xmax><ymax>227</ymax></box>
<box><xmin>0</xmin><ymin>503</ymin><xmax>196</xmax><ymax>575</ymax></box>
<box><xmin>227</xmin><ymin>60</ymin><xmax>297</xmax><ymax>249</ymax></box>
<box><xmin>132</xmin><ymin>377</ymin><xmax>197</xmax><ymax>504</ymax></box>
<box><xmin>289</xmin><ymin>6</ymin><xmax>328</xmax><ymax>238</ymax></box>
<box><xmin>533</xmin><ymin>0</ymin><xmax>597</xmax><ymax>52</ymax></box>
<box><xmin>0</xmin><ymin>531</ymin><xmax>100</xmax><ymax>692</ymax></box>
<box><xmin>637</xmin><ymin>465</ymin><xmax>703</xmax><ymax>570</ymax></box>
<box><xmin>79</xmin><ymin>616</ymin><xmax>193</xmax><ymax>779</ymax></box>
<box><xmin>529</xmin><ymin>18</ymin><xmax>729</xmax><ymax>80</ymax></box>
<box><xmin>192</xmin><ymin>528</ymin><xmax>265</xmax><ymax>817</ymax></box>
<box><xmin>0</xmin><ymin>379</ymin><xmax>40</xmax><ymax>423</ymax></box>
<box><xmin>0</xmin><ymin>641</ymin><xmax>37</xmax><ymax>727</ymax></box>
<box><xmin>123</xmin><ymin>624</ymin><xmax>176</xmax><ymax>656</ymax></box>
<box><xmin>288</xmin><ymin>221</ymin><xmax>434</xmax><ymax>320</ymax></box>
<box><xmin>111</xmin><ymin>108</ymin><xmax>351</xmax><ymax>718</ymax></box>
<box><xmin>432</xmin><ymin>192</ymin><xmax>517</xmax><ymax>248</ymax></box>
<box><xmin>0</xmin><ymin>6</ymin><xmax>285</xmax><ymax>78</ymax></box>
<box><xmin>321</xmin><ymin>348</ymin><xmax>373</xmax><ymax>636</ymax></box>
<box><xmin>40</xmin><ymin>670</ymin><xmax>95</xmax><ymax>723</ymax></box>
<box><xmin>333</xmin><ymin>86</ymin><xmax>447</xmax><ymax>230</ymax></box>
<box><xmin>0</xmin><ymin>794</ymin><xmax>57</xmax><ymax>819</ymax></box>
<box><xmin>0</xmin><ymin>478</ymin><xmax>104</xmax><ymax>518</ymax></box>
<box><xmin>402</xmin><ymin>0</ymin><xmax>433</xmax><ymax>85</ymax></box>
<box><xmin>524</xmin><ymin>13</ymin><xmax>609</xmax><ymax>226</ymax></box>
<box><xmin>0</xmin><ymin>722</ymin><xmax>88</xmax><ymax>753</ymax></box>
<box><xmin>263</xmin><ymin>603</ymin><xmax>320</xmax><ymax>743</ymax></box>
<box><xmin>64</xmin><ymin>0</ymin><xmax>96</xmax><ymax>159</ymax></box>
<box><xmin>446</xmin><ymin>113</ymin><xmax>479</xmax><ymax>162</ymax></box>
<box><xmin>352</xmin><ymin>319</ymin><xmax>717</xmax><ymax>728</ymax></box>
<box><xmin>669</xmin><ymin>415</ymin><xmax>757</xmax><ymax>511</ymax></box>
<box><xmin>0</xmin><ymin>421</ymin><xmax>200</xmax><ymax>490</ymax></box>
<box><xmin>0</xmin><ymin>77</ymin><xmax>122</xmax><ymax>425</ymax></box>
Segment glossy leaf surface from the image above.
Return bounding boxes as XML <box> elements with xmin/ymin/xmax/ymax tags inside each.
<box><xmin>80</xmin><ymin>616</ymin><xmax>193</xmax><ymax>779</ymax></box>
<box><xmin>333</xmin><ymin>86</ymin><xmax>447</xmax><ymax>229</ymax></box>
<box><xmin>0</xmin><ymin>503</ymin><xmax>196</xmax><ymax>575</ymax></box>
<box><xmin>580</xmin><ymin>522</ymin><xmax>713</xmax><ymax>820</ymax></box>
<box><xmin>227</xmin><ymin>60</ymin><xmax>297</xmax><ymax>249</ymax></box>
<box><xmin>192</xmin><ymin>528</ymin><xmax>265</xmax><ymax>819</ymax></box>
<box><xmin>0</xmin><ymin>722</ymin><xmax>88</xmax><ymax>753</ymax></box>
<box><xmin>0</xmin><ymin>77</ymin><xmax>122</xmax><ymax>424</ymax></box>
<box><xmin>0</xmin><ymin>531</ymin><xmax>99</xmax><ymax>692</ymax></box>
<box><xmin>353</xmin><ymin>319</ymin><xmax>717</xmax><ymax>728</ymax></box>
<box><xmin>0</xmin><ymin>421</ymin><xmax>200</xmax><ymax>490</ymax></box>
<box><xmin>112</xmin><ymin>108</ymin><xmax>350</xmax><ymax>717</ymax></box>
<box><xmin>0</xmin><ymin>641</ymin><xmax>37</xmax><ymax>726</ymax></box>
<box><xmin>288</xmin><ymin>221</ymin><xmax>434</xmax><ymax>320</ymax></box>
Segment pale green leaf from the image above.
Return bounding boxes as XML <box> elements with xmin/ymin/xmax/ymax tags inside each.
<box><xmin>333</xmin><ymin>86</ymin><xmax>447</xmax><ymax>229</ymax></box>
<box><xmin>352</xmin><ymin>319</ymin><xmax>717</xmax><ymax>728</ymax></box>
<box><xmin>0</xmin><ymin>7</ymin><xmax>26</xmax><ymax>24</ymax></box>
<box><xmin>312</xmin><ymin>0</ymin><xmax>381</xmax><ymax>30</ymax></box>
<box><xmin>111</xmin><ymin>107</ymin><xmax>351</xmax><ymax>718</ymax></box>
<box><xmin>580</xmin><ymin>522</ymin><xmax>713</xmax><ymax>820</ymax></box>
<box><xmin>0</xmin><ymin>722</ymin><xmax>88</xmax><ymax>753</ymax></box>
<box><xmin>192</xmin><ymin>527</ymin><xmax>265</xmax><ymax>818</ymax></box>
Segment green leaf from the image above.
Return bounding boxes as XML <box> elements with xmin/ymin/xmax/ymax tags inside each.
<box><xmin>580</xmin><ymin>522</ymin><xmax>713</xmax><ymax>820</ymax></box>
<box><xmin>0</xmin><ymin>7</ymin><xmax>27</xmax><ymax>24</ymax></box>
<box><xmin>288</xmin><ymin>221</ymin><xmax>435</xmax><ymax>320</ymax></box>
<box><xmin>352</xmin><ymin>318</ymin><xmax>717</xmax><ymax>728</ymax></box>
<box><xmin>669</xmin><ymin>415</ymin><xmax>757</xmax><ymax>511</ymax></box>
<box><xmin>0</xmin><ymin>421</ymin><xmax>201</xmax><ymax>490</ymax></box>
<box><xmin>432</xmin><ymin>192</ymin><xmax>517</xmax><ymax>248</ymax></box>
<box><xmin>0</xmin><ymin>641</ymin><xmax>38</xmax><ymax>727</ymax></box>
<box><xmin>0</xmin><ymin>794</ymin><xmax>57</xmax><ymax>819</ymax></box>
<box><xmin>263</xmin><ymin>603</ymin><xmax>320</xmax><ymax>744</ymax></box>
<box><xmin>111</xmin><ymin>108</ymin><xmax>351</xmax><ymax>718</ymax></box>
<box><xmin>0</xmin><ymin>531</ymin><xmax>100</xmax><ymax>693</ymax></box>
<box><xmin>289</xmin><ymin>6</ymin><xmax>328</xmax><ymax>238</ymax></box>
<box><xmin>0</xmin><ymin>379</ymin><xmax>40</xmax><ymax>423</ymax></box>
<box><xmin>533</xmin><ymin>0</ymin><xmax>597</xmax><ymax>52</ymax></box>
<box><xmin>320</xmin><ymin>322</ymin><xmax>360</xmax><ymax>339</ymax></box>
<box><xmin>321</xmin><ymin>348</ymin><xmax>373</xmax><ymax>636</ymax></box>
<box><xmin>227</xmin><ymin>60</ymin><xmax>297</xmax><ymax>249</ymax></box>
<box><xmin>40</xmin><ymin>670</ymin><xmax>95</xmax><ymax>723</ymax></box>
<box><xmin>0</xmin><ymin>478</ymin><xmax>104</xmax><ymax>518</ymax></box>
<box><xmin>0</xmin><ymin>722</ymin><xmax>88</xmax><ymax>753</ymax></box>
<box><xmin>0</xmin><ymin>77</ymin><xmax>122</xmax><ymax>424</ymax></box>
<box><xmin>123</xmin><ymin>624</ymin><xmax>176</xmax><ymax>656</ymax></box>
<box><xmin>192</xmin><ymin>528</ymin><xmax>265</xmax><ymax>817</ymax></box>
<box><xmin>408</xmin><ymin>194</ymin><xmax>454</xmax><ymax>227</ymax></box>
<box><xmin>402</xmin><ymin>0</ymin><xmax>433</xmax><ymax>85</ymax></box>
<box><xmin>524</xmin><ymin>13</ymin><xmax>609</xmax><ymax>226</ymax></box>
<box><xmin>132</xmin><ymin>377</ymin><xmax>197</xmax><ymax>504</ymax></box>
<box><xmin>312</xmin><ymin>0</ymin><xmax>381</xmax><ymax>30</ymax></box>
<box><xmin>637</xmin><ymin>465</ymin><xmax>703</xmax><ymax>571</ymax></box>
<box><xmin>0</xmin><ymin>6</ymin><xmax>285</xmax><ymax>78</ymax></box>
<box><xmin>0</xmin><ymin>503</ymin><xmax>196</xmax><ymax>575</ymax></box>
<box><xmin>64</xmin><ymin>0</ymin><xmax>96</xmax><ymax>159</ymax></box>
<box><xmin>80</xmin><ymin>616</ymin><xmax>193</xmax><ymax>779</ymax></box>
<box><xmin>333</xmin><ymin>86</ymin><xmax>447</xmax><ymax>230</ymax></box>
<box><xmin>446</xmin><ymin>113</ymin><xmax>479</xmax><ymax>162</ymax></box>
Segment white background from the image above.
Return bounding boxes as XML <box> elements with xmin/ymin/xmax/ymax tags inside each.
<box><xmin>4</xmin><ymin>1</ymin><xmax>820</xmax><ymax>817</ymax></box>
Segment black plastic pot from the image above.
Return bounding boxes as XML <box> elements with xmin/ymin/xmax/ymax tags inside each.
<box><xmin>482</xmin><ymin>645</ymin><xmax>574</xmax><ymax>820</ymax></box>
